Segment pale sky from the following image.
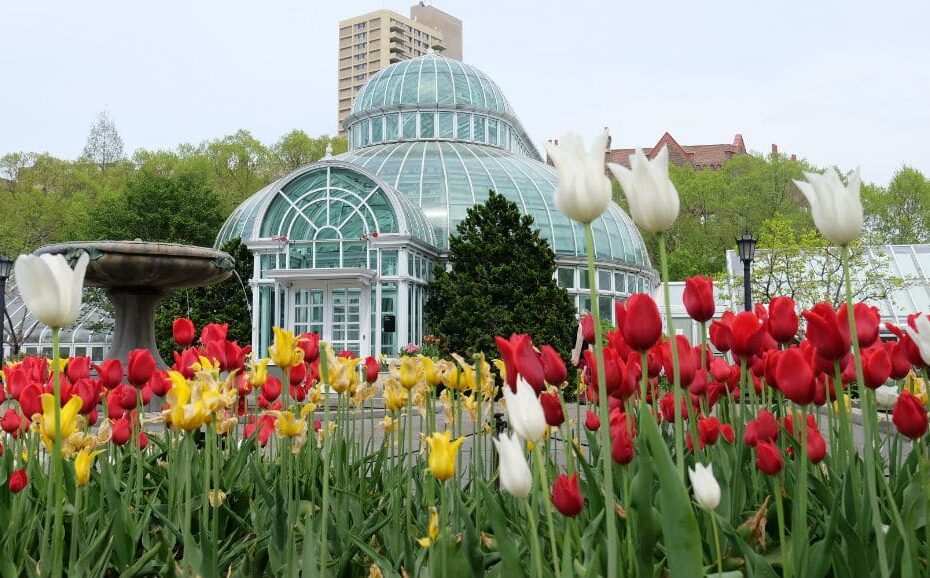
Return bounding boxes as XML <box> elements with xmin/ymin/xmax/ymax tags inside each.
<box><xmin>1</xmin><ymin>0</ymin><xmax>928</xmax><ymax>185</ymax></box>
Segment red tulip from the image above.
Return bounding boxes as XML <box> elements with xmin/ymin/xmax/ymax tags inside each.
<box><xmin>551</xmin><ymin>473</ymin><xmax>584</xmax><ymax>517</ymax></box>
<box><xmin>609</xmin><ymin>409</ymin><xmax>636</xmax><ymax>439</ymax></box>
<box><xmin>173</xmin><ymin>317</ymin><xmax>196</xmax><ymax>348</ymax></box>
<box><xmin>709</xmin><ymin>311</ymin><xmax>735</xmax><ymax>352</ymax></box>
<box><xmin>698</xmin><ymin>415</ymin><xmax>721</xmax><ymax>446</ymax></box>
<box><xmin>802</xmin><ymin>304</ymin><xmax>850</xmax><ymax>361</ymax></box>
<box><xmin>494</xmin><ymin>336</ymin><xmax>518</xmax><ymax>391</ymax></box>
<box><xmin>364</xmin><ymin>356</ymin><xmax>380</xmax><ymax>384</ymax></box>
<box><xmin>112</xmin><ymin>416</ymin><xmax>132</xmax><ymax>446</ymax></box>
<box><xmin>709</xmin><ymin>358</ymin><xmax>730</xmax><ymax>382</ymax></box>
<box><xmin>767</xmin><ymin>296</ymin><xmax>798</xmax><ymax>343</ymax></box>
<box><xmin>173</xmin><ymin>348</ymin><xmax>200</xmax><ymax>379</ymax></box>
<box><xmin>511</xmin><ymin>334</ymin><xmax>546</xmax><ymax>393</ymax></box>
<box><xmin>225</xmin><ymin>342</ymin><xmax>250</xmax><ymax>372</ymax></box>
<box><xmin>112</xmin><ymin>384</ymin><xmax>138</xmax><ymax>411</ymax></box>
<box><xmin>806</xmin><ymin>425</ymin><xmax>827</xmax><ymax>464</ymax></box>
<box><xmin>66</xmin><ymin>356</ymin><xmax>91</xmax><ymax>382</ymax></box>
<box><xmin>127</xmin><ymin>349</ymin><xmax>156</xmax><ymax>387</ymax></box>
<box><xmin>776</xmin><ymin>347</ymin><xmax>815</xmax><ymax>405</ymax></box>
<box><xmin>289</xmin><ymin>361</ymin><xmax>307</xmax><ymax>386</ymax></box>
<box><xmin>585</xmin><ymin>410</ymin><xmax>601</xmax><ymax>431</ymax></box>
<box><xmin>289</xmin><ymin>384</ymin><xmax>307</xmax><ymax>402</ymax></box>
<box><xmin>5</xmin><ymin>366</ymin><xmax>28</xmax><ymax>400</ymax></box>
<box><xmin>721</xmin><ymin>423</ymin><xmax>735</xmax><ymax>443</ymax></box>
<box><xmin>87</xmin><ymin>407</ymin><xmax>99</xmax><ymax>426</ymax></box>
<box><xmin>94</xmin><ymin>359</ymin><xmax>123</xmax><ymax>389</ymax></box>
<box><xmin>661</xmin><ymin>335</ymin><xmax>696</xmax><ymax>387</ymax></box>
<box><xmin>622</xmin><ymin>294</ymin><xmax>662</xmax><ymax>352</ymax></box>
<box><xmin>659</xmin><ymin>392</ymin><xmax>690</xmax><ymax>422</ymax></box>
<box><xmin>149</xmin><ymin>370</ymin><xmax>171</xmax><ymax>397</ymax></box>
<box><xmin>262</xmin><ymin>375</ymin><xmax>282</xmax><ymax>402</ymax></box>
<box><xmin>754</xmin><ymin>440</ymin><xmax>784</xmax><ymax>475</ymax></box>
<box><xmin>539</xmin><ymin>391</ymin><xmax>565</xmax><ymax>427</ymax></box>
<box><xmin>205</xmin><ymin>340</ymin><xmax>227</xmax><ymax>370</ymax></box>
<box><xmin>892</xmin><ymin>391</ymin><xmax>928</xmax><ymax>439</ymax></box>
<box><xmin>683</xmin><ymin>276</ymin><xmax>715</xmax><ymax>322</ymax></box>
<box><xmin>72</xmin><ymin>378</ymin><xmax>100</xmax><ymax>414</ymax></box>
<box><xmin>885</xmin><ymin>340</ymin><xmax>912</xmax><ymax>380</ymax></box>
<box><xmin>540</xmin><ymin>345</ymin><xmax>568</xmax><ymax>385</ymax></box>
<box><xmin>838</xmin><ymin>302</ymin><xmax>880</xmax><ymax>348</ymax></box>
<box><xmin>862</xmin><ymin>347</ymin><xmax>891</xmax><ymax>389</ymax></box>
<box><xmin>200</xmin><ymin>322</ymin><xmax>228</xmax><ymax>345</ymax></box>
<box><xmin>19</xmin><ymin>384</ymin><xmax>43</xmax><ymax>419</ymax></box>
<box><xmin>583</xmin><ymin>347</ymin><xmax>624</xmax><ymax>398</ymax></box>
<box><xmin>297</xmin><ymin>332</ymin><xmax>320</xmax><ymax>363</ymax></box>
<box><xmin>614</xmin><ymin>300</ymin><xmax>626</xmax><ymax>332</ymax></box>
<box><xmin>138</xmin><ymin>431</ymin><xmax>149</xmax><ymax>450</ymax></box>
<box><xmin>1</xmin><ymin>409</ymin><xmax>23</xmax><ymax>434</ymax></box>
<box><xmin>744</xmin><ymin>409</ymin><xmax>778</xmax><ymax>447</ymax></box>
<box><xmin>7</xmin><ymin>469</ymin><xmax>28</xmax><ymax>493</ymax></box>
<box><xmin>730</xmin><ymin>311</ymin><xmax>767</xmax><ymax>358</ymax></box>
<box><xmin>20</xmin><ymin>356</ymin><xmax>48</xmax><ymax>383</ymax></box>
<box><xmin>611</xmin><ymin>424</ymin><xmax>635</xmax><ymax>464</ymax></box>
<box><xmin>581</xmin><ymin>314</ymin><xmax>595</xmax><ymax>343</ymax></box>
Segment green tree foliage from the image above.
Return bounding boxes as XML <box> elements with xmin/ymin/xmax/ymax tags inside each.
<box><xmin>425</xmin><ymin>190</ymin><xmax>577</xmax><ymax>357</ymax></box>
<box><xmin>80</xmin><ymin>111</ymin><xmax>125</xmax><ymax>171</ymax></box>
<box><xmin>153</xmin><ymin>238</ymin><xmax>252</xmax><ymax>360</ymax></box>
<box><xmin>862</xmin><ymin>165</ymin><xmax>930</xmax><ymax>244</ymax></box>
<box><xmin>271</xmin><ymin>129</ymin><xmax>347</xmax><ymax>175</ymax></box>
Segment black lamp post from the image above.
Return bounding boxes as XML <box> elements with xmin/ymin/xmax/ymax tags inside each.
<box><xmin>735</xmin><ymin>231</ymin><xmax>757</xmax><ymax>312</ymax></box>
<box><xmin>0</xmin><ymin>255</ymin><xmax>12</xmax><ymax>365</ymax></box>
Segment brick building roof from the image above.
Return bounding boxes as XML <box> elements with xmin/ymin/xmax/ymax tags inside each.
<box><xmin>605</xmin><ymin>132</ymin><xmax>747</xmax><ymax>170</ymax></box>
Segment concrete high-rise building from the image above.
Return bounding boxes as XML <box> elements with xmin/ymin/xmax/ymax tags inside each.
<box><xmin>337</xmin><ymin>5</ymin><xmax>462</xmax><ymax>135</ymax></box>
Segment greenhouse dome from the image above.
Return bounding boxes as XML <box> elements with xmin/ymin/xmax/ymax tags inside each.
<box><xmin>217</xmin><ymin>54</ymin><xmax>656</xmax><ymax>358</ymax></box>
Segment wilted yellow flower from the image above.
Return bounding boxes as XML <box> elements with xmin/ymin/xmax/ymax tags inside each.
<box><xmin>384</xmin><ymin>384</ymin><xmax>408</xmax><ymax>412</ymax></box>
<box><xmin>419</xmin><ymin>355</ymin><xmax>442</xmax><ymax>387</ymax></box>
<box><xmin>328</xmin><ymin>350</ymin><xmax>362</xmax><ymax>394</ymax></box>
<box><xmin>307</xmin><ymin>386</ymin><xmax>323</xmax><ymax>406</ymax></box>
<box><xmin>164</xmin><ymin>369</ymin><xmax>235</xmax><ymax>432</ymax></box>
<box><xmin>250</xmin><ymin>357</ymin><xmax>270</xmax><ymax>387</ymax></box>
<box><xmin>381</xmin><ymin>415</ymin><xmax>397</xmax><ymax>433</ymax></box>
<box><xmin>269</xmin><ymin>327</ymin><xmax>304</xmax><ymax>369</ymax></box>
<box><xmin>35</xmin><ymin>394</ymin><xmax>83</xmax><ymax>452</ymax></box>
<box><xmin>492</xmin><ymin>359</ymin><xmax>507</xmax><ymax>385</ymax></box>
<box><xmin>74</xmin><ymin>448</ymin><xmax>104</xmax><ymax>486</ymax></box>
<box><xmin>463</xmin><ymin>394</ymin><xmax>478</xmax><ymax>421</ymax></box>
<box><xmin>395</xmin><ymin>356</ymin><xmax>422</xmax><ymax>389</ymax></box>
<box><xmin>208</xmin><ymin>489</ymin><xmax>227</xmax><ymax>508</ymax></box>
<box><xmin>425</xmin><ymin>430</ymin><xmax>464</xmax><ymax>481</ymax></box>
<box><xmin>368</xmin><ymin>564</ymin><xmax>385</xmax><ymax>578</ymax></box>
<box><xmin>215</xmin><ymin>413</ymin><xmax>238</xmax><ymax>436</ymax></box>
<box><xmin>275</xmin><ymin>411</ymin><xmax>307</xmax><ymax>438</ymax></box>
<box><xmin>300</xmin><ymin>402</ymin><xmax>318</xmax><ymax>418</ymax></box>
<box><xmin>191</xmin><ymin>355</ymin><xmax>222</xmax><ymax>374</ymax></box>
<box><xmin>833</xmin><ymin>394</ymin><xmax>853</xmax><ymax>415</ymax></box>
<box><xmin>417</xmin><ymin>507</ymin><xmax>440</xmax><ymax>548</ymax></box>
<box><xmin>451</xmin><ymin>354</ymin><xmax>476</xmax><ymax>391</ymax></box>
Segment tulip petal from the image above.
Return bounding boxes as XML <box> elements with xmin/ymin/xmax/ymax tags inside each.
<box><xmin>14</xmin><ymin>255</ymin><xmax>60</xmax><ymax>328</ymax></box>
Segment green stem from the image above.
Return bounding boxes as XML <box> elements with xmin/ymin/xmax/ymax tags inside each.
<box><xmin>583</xmin><ymin>223</ymin><xmax>619</xmax><ymax>578</ymax></box>
<box><xmin>533</xmin><ymin>447</ymin><xmax>560</xmax><ymax>578</ymax></box>
<box><xmin>523</xmin><ymin>498</ymin><xmax>545</xmax><ymax>578</ymax></box>
<box><xmin>841</xmin><ymin>245</ymin><xmax>889</xmax><ymax>577</ymax></box>
<box><xmin>710</xmin><ymin>512</ymin><xmax>724</xmax><ymax>577</ymax></box>
<box><xmin>50</xmin><ymin>326</ymin><xmax>64</xmax><ymax>578</ymax></box>
<box><xmin>659</xmin><ymin>232</ymin><xmax>686</xmax><ymax>481</ymax></box>
<box><xmin>319</xmin><ymin>345</ymin><xmax>332</xmax><ymax>577</ymax></box>
<box><xmin>773</xmin><ymin>477</ymin><xmax>791</xmax><ymax>578</ymax></box>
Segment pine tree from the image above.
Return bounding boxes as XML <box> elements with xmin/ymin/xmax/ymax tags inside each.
<box><xmin>425</xmin><ymin>190</ymin><xmax>576</xmax><ymax>358</ymax></box>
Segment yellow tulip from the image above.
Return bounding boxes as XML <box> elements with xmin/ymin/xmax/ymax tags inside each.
<box><xmin>37</xmin><ymin>394</ymin><xmax>83</xmax><ymax>452</ymax></box>
<box><xmin>74</xmin><ymin>448</ymin><xmax>104</xmax><ymax>486</ymax></box>
<box><xmin>275</xmin><ymin>411</ymin><xmax>307</xmax><ymax>438</ymax></box>
<box><xmin>419</xmin><ymin>355</ymin><xmax>442</xmax><ymax>387</ymax></box>
<box><xmin>417</xmin><ymin>507</ymin><xmax>440</xmax><ymax>548</ymax></box>
<box><xmin>328</xmin><ymin>351</ymin><xmax>361</xmax><ymax>394</ymax></box>
<box><xmin>250</xmin><ymin>357</ymin><xmax>270</xmax><ymax>387</ymax></box>
<box><xmin>398</xmin><ymin>356</ymin><xmax>422</xmax><ymax>389</ymax></box>
<box><xmin>425</xmin><ymin>430</ymin><xmax>464</xmax><ymax>482</ymax></box>
<box><xmin>492</xmin><ymin>359</ymin><xmax>507</xmax><ymax>386</ymax></box>
<box><xmin>384</xmin><ymin>384</ymin><xmax>408</xmax><ymax>412</ymax></box>
<box><xmin>381</xmin><ymin>415</ymin><xmax>397</xmax><ymax>433</ymax></box>
<box><xmin>269</xmin><ymin>327</ymin><xmax>305</xmax><ymax>369</ymax></box>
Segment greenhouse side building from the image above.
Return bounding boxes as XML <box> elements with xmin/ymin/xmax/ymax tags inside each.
<box><xmin>215</xmin><ymin>54</ymin><xmax>657</xmax><ymax>358</ymax></box>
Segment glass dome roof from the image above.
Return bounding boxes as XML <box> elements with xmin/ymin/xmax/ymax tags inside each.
<box><xmin>351</xmin><ymin>55</ymin><xmax>514</xmax><ymax>117</ymax></box>
<box><xmin>336</xmin><ymin>141</ymin><xmax>650</xmax><ymax>266</ymax></box>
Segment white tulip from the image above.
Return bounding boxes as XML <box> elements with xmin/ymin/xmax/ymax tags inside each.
<box><xmin>793</xmin><ymin>167</ymin><xmax>863</xmax><ymax>246</ymax></box>
<box><xmin>14</xmin><ymin>252</ymin><xmax>89</xmax><ymax>329</ymax></box>
<box><xmin>544</xmin><ymin>132</ymin><xmax>612</xmax><ymax>224</ymax></box>
<box><xmin>607</xmin><ymin>146</ymin><xmax>680</xmax><ymax>234</ymax></box>
<box><xmin>874</xmin><ymin>385</ymin><xmax>900</xmax><ymax>410</ymax></box>
<box><xmin>493</xmin><ymin>432</ymin><xmax>533</xmax><ymax>499</ymax></box>
<box><xmin>904</xmin><ymin>314</ymin><xmax>930</xmax><ymax>366</ymax></box>
<box><xmin>503</xmin><ymin>376</ymin><xmax>547</xmax><ymax>443</ymax></box>
<box><xmin>687</xmin><ymin>463</ymin><xmax>721</xmax><ymax>510</ymax></box>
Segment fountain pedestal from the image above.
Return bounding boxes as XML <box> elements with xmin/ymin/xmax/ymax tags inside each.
<box><xmin>36</xmin><ymin>241</ymin><xmax>234</xmax><ymax>368</ymax></box>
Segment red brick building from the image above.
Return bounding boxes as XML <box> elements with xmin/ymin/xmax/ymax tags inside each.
<box><xmin>605</xmin><ymin>131</ymin><xmax>748</xmax><ymax>170</ymax></box>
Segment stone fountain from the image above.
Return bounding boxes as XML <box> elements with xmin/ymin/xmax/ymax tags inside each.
<box><xmin>36</xmin><ymin>240</ymin><xmax>234</xmax><ymax>368</ymax></box>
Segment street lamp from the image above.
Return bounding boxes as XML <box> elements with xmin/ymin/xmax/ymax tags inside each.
<box><xmin>0</xmin><ymin>255</ymin><xmax>12</xmax><ymax>365</ymax></box>
<box><xmin>735</xmin><ymin>230</ymin><xmax>757</xmax><ymax>312</ymax></box>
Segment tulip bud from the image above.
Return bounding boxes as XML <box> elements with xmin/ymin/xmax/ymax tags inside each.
<box><xmin>539</xmin><ymin>345</ymin><xmax>568</xmax><ymax>385</ymax></box>
<box><xmin>149</xmin><ymin>370</ymin><xmax>171</xmax><ymax>397</ymax></box>
<box><xmin>611</xmin><ymin>425</ymin><xmax>635</xmax><ymax>465</ymax></box>
<box><xmin>806</xmin><ymin>425</ymin><xmax>827</xmax><ymax>464</ymax></box>
<box><xmin>793</xmin><ymin>167</ymin><xmax>863</xmax><ymax>246</ymax></box>
<box><xmin>744</xmin><ymin>409</ymin><xmax>778</xmax><ymax>447</ymax></box>
<box><xmin>66</xmin><ymin>356</ymin><xmax>91</xmax><ymax>382</ymax></box>
<box><xmin>503</xmin><ymin>377</ymin><xmax>547</xmax><ymax>443</ymax></box>
<box><xmin>754</xmin><ymin>440</ymin><xmax>784</xmax><ymax>475</ymax></box>
<box><xmin>730</xmin><ymin>312</ymin><xmax>767</xmax><ymax>359</ymax></box>
<box><xmin>494</xmin><ymin>432</ymin><xmax>533</xmax><ymax>498</ymax></box>
<box><xmin>14</xmin><ymin>252</ymin><xmax>89</xmax><ymax>329</ymax></box>
<box><xmin>539</xmin><ymin>390</ymin><xmax>565</xmax><ymax>427</ymax></box>
<box><xmin>112</xmin><ymin>416</ymin><xmax>132</xmax><ymax>446</ymax></box>
<box><xmin>892</xmin><ymin>391</ymin><xmax>928</xmax><ymax>440</ymax></box>
<box><xmin>802</xmin><ymin>304</ymin><xmax>850</xmax><ymax>361</ymax></box>
<box><xmin>1</xmin><ymin>409</ymin><xmax>22</xmax><ymax>434</ymax></box>
<box><xmin>364</xmin><ymin>356</ymin><xmax>380</xmax><ymax>384</ymax></box>
<box><xmin>776</xmin><ymin>347</ymin><xmax>815</xmax><ymax>405</ymax></box>
<box><xmin>545</xmin><ymin>132</ymin><xmax>612</xmax><ymax>224</ymax></box>
<box><xmin>7</xmin><ymin>469</ymin><xmax>28</xmax><ymax>493</ymax></box>
<box><xmin>95</xmin><ymin>359</ymin><xmax>123</xmax><ymax>389</ymax></box>
<box><xmin>200</xmin><ymin>323</ymin><xmax>228</xmax><ymax>345</ymax></box>
<box><xmin>511</xmin><ymin>334</ymin><xmax>545</xmax><ymax>394</ymax></box>
<box><xmin>862</xmin><ymin>347</ymin><xmax>891</xmax><ymax>389</ymax></box>
<box><xmin>262</xmin><ymin>376</ymin><xmax>283</xmax><ymax>402</ymax></box>
<box><xmin>127</xmin><ymin>349</ymin><xmax>156</xmax><ymax>387</ymax></box>
<box><xmin>688</xmin><ymin>463</ymin><xmax>721</xmax><ymax>510</ymax></box>
<box><xmin>608</xmin><ymin>146</ymin><xmax>680</xmax><ymax>233</ymax></box>
<box><xmin>767</xmin><ymin>296</ymin><xmax>798</xmax><ymax>343</ymax></box>
<box><xmin>551</xmin><ymin>473</ymin><xmax>584</xmax><ymax>517</ymax></box>
<box><xmin>622</xmin><ymin>294</ymin><xmax>662</xmax><ymax>352</ymax></box>
<box><xmin>172</xmin><ymin>317</ymin><xmax>196</xmax><ymax>348</ymax></box>
<box><xmin>19</xmin><ymin>384</ymin><xmax>43</xmax><ymax>419</ymax></box>
<box><xmin>683</xmin><ymin>276</ymin><xmax>715</xmax><ymax>323</ymax></box>
<box><xmin>584</xmin><ymin>410</ymin><xmax>601</xmax><ymax>431</ymax></box>
<box><xmin>698</xmin><ymin>416</ymin><xmax>721</xmax><ymax>447</ymax></box>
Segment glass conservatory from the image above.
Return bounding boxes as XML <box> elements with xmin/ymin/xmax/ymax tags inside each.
<box><xmin>216</xmin><ymin>54</ymin><xmax>657</xmax><ymax>358</ymax></box>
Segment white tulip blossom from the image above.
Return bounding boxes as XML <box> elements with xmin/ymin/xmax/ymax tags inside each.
<box><xmin>607</xmin><ymin>146</ymin><xmax>680</xmax><ymax>234</ymax></box>
<box><xmin>544</xmin><ymin>132</ymin><xmax>612</xmax><ymax>224</ymax></box>
<box><xmin>14</xmin><ymin>252</ymin><xmax>89</xmax><ymax>329</ymax></box>
<box><xmin>874</xmin><ymin>385</ymin><xmax>901</xmax><ymax>410</ymax></box>
<box><xmin>503</xmin><ymin>376</ymin><xmax>547</xmax><ymax>443</ymax></box>
<box><xmin>493</xmin><ymin>432</ymin><xmax>533</xmax><ymax>498</ymax></box>
<box><xmin>687</xmin><ymin>463</ymin><xmax>721</xmax><ymax>511</ymax></box>
<box><xmin>793</xmin><ymin>167</ymin><xmax>863</xmax><ymax>246</ymax></box>
<box><xmin>904</xmin><ymin>314</ymin><xmax>930</xmax><ymax>366</ymax></box>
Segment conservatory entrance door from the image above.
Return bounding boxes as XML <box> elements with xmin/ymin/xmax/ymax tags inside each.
<box><xmin>291</xmin><ymin>284</ymin><xmax>369</xmax><ymax>358</ymax></box>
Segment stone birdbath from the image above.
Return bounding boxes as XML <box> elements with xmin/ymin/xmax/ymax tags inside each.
<box><xmin>36</xmin><ymin>240</ymin><xmax>234</xmax><ymax>368</ymax></box>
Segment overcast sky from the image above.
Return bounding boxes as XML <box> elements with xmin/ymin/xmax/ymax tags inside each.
<box><xmin>1</xmin><ymin>0</ymin><xmax>927</xmax><ymax>185</ymax></box>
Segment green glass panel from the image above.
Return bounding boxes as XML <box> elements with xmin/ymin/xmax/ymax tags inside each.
<box><xmin>315</xmin><ymin>241</ymin><xmax>339</xmax><ymax>267</ymax></box>
<box><xmin>402</xmin><ymin>112</ymin><xmax>417</xmax><ymax>139</ymax></box>
<box><xmin>400</xmin><ymin>60</ymin><xmax>420</xmax><ymax>104</ymax></box>
<box><xmin>456</xmin><ymin>113</ymin><xmax>471</xmax><ymax>140</ymax></box>
<box><xmin>488</xmin><ymin>118</ymin><xmax>498</xmax><ymax>146</ymax></box>
<box><xmin>436</xmin><ymin>63</ymin><xmax>454</xmax><ymax>103</ymax></box>
<box><xmin>371</xmin><ymin>116</ymin><xmax>383</xmax><ymax>143</ymax></box>
<box><xmin>419</xmin><ymin>112</ymin><xmax>435</xmax><ymax>139</ymax></box>
<box><xmin>342</xmin><ymin>241</ymin><xmax>367</xmax><ymax>268</ymax></box>
<box><xmin>599</xmin><ymin>296</ymin><xmax>612</xmax><ymax>322</ymax></box>
<box><xmin>381</xmin><ymin>250</ymin><xmax>398</xmax><ymax>275</ymax></box>
<box><xmin>386</xmin><ymin>113</ymin><xmax>399</xmax><ymax>141</ymax></box>
<box><xmin>474</xmin><ymin>116</ymin><xmax>486</xmax><ymax>142</ymax></box>
<box><xmin>580</xmin><ymin>270</ymin><xmax>589</xmax><ymax>289</ymax></box>
<box><xmin>438</xmin><ymin>112</ymin><xmax>453</xmax><ymax>139</ymax></box>
<box><xmin>557</xmin><ymin>267</ymin><xmax>574</xmax><ymax>288</ymax></box>
<box><xmin>360</xmin><ymin>118</ymin><xmax>370</xmax><ymax>146</ymax></box>
<box><xmin>418</xmin><ymin>59</ymin><xmax>437</xmax><ymax>102</ymax></box>
<box><xmin>598</xmin><ymin>270</ymin><xmax>612</xmax><ymax>291</ymax></box>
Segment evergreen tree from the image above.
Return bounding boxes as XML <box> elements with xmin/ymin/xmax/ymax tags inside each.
<box><xmin>425</xmin><ymin>190</ymin><xmax>576</xmax><ymax>358</ymax></box>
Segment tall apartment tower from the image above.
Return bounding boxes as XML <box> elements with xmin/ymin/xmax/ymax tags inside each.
<box><xmin>337</xmin><ymin>4</ymin><xmax>463</xmax><ymax>135</ymax></box>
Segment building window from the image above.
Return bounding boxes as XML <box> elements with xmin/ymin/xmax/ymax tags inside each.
<box><xmin>402</xmin><ymin>111</ymin><xmax>417</xmax><ymax>139</ymax></box>
<box><xmin>456</xmin><ymin>113</ymin><xmax>471</xmax><ymax>140</ymax></box>
<box><xmin>355</xmin><ymin>32</ymin><xmax>366</xmax><ymax>41</ymax></box>
<box><xmin>386</xmin><ymin>112</ymin><xmax>399</xmax><ymax>141</ymax></box>
<box><xmin>474</xmin><ymin>116</ymin><xmax>486</xmax><ymax>142</ymax></box>
<box><xmin>557</xmin><ymin>267</ymin><xmax>574</xmax><ymax>288</ymax></box>
<box><xmin>355</xmin><ymin>22</ymin><xmax>366</xmax><ymax>30</ymax></box>
<box><xmin>419</xmin><ymin>112</ymin><xmax>435</xmax><ymax>139</ymax></box>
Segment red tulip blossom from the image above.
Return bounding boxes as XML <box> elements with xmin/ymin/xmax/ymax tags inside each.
<box><xmin>583</xmin><ymin>347</ymin><xmax>624</xmax><ymax>398</ymax></box>
<box><xmin>112</xmin><ymin>415</ymin><xmax>132</xmax><ymax>446</ymax></box>
<box><xmin>659</xmin><ymin>392</ymin><xmax>690</xmax><ymax>422</ymax></box>
<box><xmin>127</xmin><ymin>349</ymin><xmax>156</xmax><ymax>387</ymax></box>
<box><xmin>767</xmin><ymin>296</ymin><xmax>799</xmax><ymax>344</ymax></box>
<box><xmin>539</xmin><ymin>391</ymin><xmax>565</xmax><ymax>427</ymax></box>
<box><xmin>892</xmin><ymin>391</ymin><xmax>928</xmax><ymax>440</ymax></box>
<box><xmin>1</xmin><ymin>409</ymin><xmax>23</xmax><ymax>435</ymax></box>
<box><xmin>581</xmin><ymin>314</ymin><xmax>595</xmax><ymax>343</ymax></box>
<box><xmin>551</xmin><ymin>473</ymin><xmax>584</xmax><ymax>517</ymax></box>
<box><xmin>698</xmin><ymin>415</ymin><xmax>721</xmax><ymax>446</ymax></box>
<box><xmin>94</xmin><ymin>359</ymin><xmax>123</xmax><ymax>389</ymax></box>
<box><xmin>884</xmin><ymin>339</ymin><xmax>912</xmax><ymax>380</ymax></box>
<box><xmin>173</xmin><ymin>348</ymin><xmax>200</xmax><ymax>379</ymax></box>
<box><xmin>709</xmin><ymin>358</ymin><xmax>730</xmax><ymax>383</ymax></box>
<box><xmin>173</xmin><ymin>318</ymin><xmax>196</xmax><ymax>348</ymax></box>
<box><xmin>72</xmin><ymin>379</ymin><xmax>100</xmax><ymax>414</ymax></box>
<box><xmin>802</xmin><ymin>303</ymin><xmax>850</xmax><ymax>361</ymax></box>
<box><xmin>806</xmin><ymin>425</ymin><xmax>827</xmax><ymax>463</ymax></box>
<box><xmin>512</xmin><ymin>334</ymin><xmax>546</xmax><ymax>393</ymax></box>
<box><xmin>289</xmin><ymin>361</ymin><xmax>307</xmax><ymax>387</ymax></box>
<box><xmin>262</xmin><ymin>376</ymin><xmax>283</xmax><ymax>403</ymax></box>
<box><xmin>585</xmin><ymin>410</ymin><xmax>601</xmax><ymax>431</ymax></box>
<box><xmin>744</xmin><ymin>409</ymin><xmax>778</xmax><ymax>447</ymax></box>
<box><xmin>149</xmin><ymin>370</ymin><xmax>172</xmax><ymax>397</ymax></box>
<box><xmin>755</xmin><ymin>440</ymin><xmax>784</xmax><ymax>475</ymax></box>
<box><xmin>683</xmin><ymin>275</ymin><xmax>715</xmax><ymax>322</ymax></box>
<box><xmin>364</xmin><ymin>356</ymin><xmax>380</xmax><ymax>384</ymax></box>
<box><xmin>66</xmin><ymin>356</ymin><xmax>91</xmax><ymax>382</ymax></box>
<box><xmin>776</xmin><ymin>347</ymin><xmax>815</xmax><ymax>405</ymax></box>
<box><xmin>200</xmin><ymin>323</ymin><xmax>228</xmax><ymax>345</ymax></box>
<box><xmin>19</xmin><ymin>384</ymin><xmax>43</xmax><ymax>420</ymax></box>
<box><xmin>7</xmin><ymin>469</ymin><xmax>28</xmax><ymax>493</ymax></box>
<box><xmin>721</xmin><ymin>423</ymin><xmax>735</xmax><ymax>443</ymax></box>
<box><xmin>838</xmin><ymin>302</ymin><xmax>880</xmax><ymax>348</ymax></box>
<box><xmin>661</xmin><ymin>335</ymin><xmax>697</xmax><ymax>387</ymax></box>
<box><xmin>622</xmin><ymin>294</ymin><xmax>663</xmax><ymax>352</ymax></box>
<box><xmin>297</xmin><ymin>332</ymin><xmax>320</xmax><ymax>363</ymax></box>
<box><xmin>730</xmin><ymin>311</ymin><xmax>768</xmax><ymax>359</ymax></box>
<box><xmin>862</xmin><ymin>347</ymin><xmax>891</xmax><ymax>389</ymax></box>
<box><xmin>709</xmin><ymin>311</ymin><xmax>735</xmax><ymax>352</ymax></box>
<box><xmin>539</xmin><ymin>345</ymin><xmax>567</xmax><ymax>385</ymax></box>
<box><xmin>611</xmin><ymin>424</ymin><xmax>635</xmax><ymax>465</ymax></box>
